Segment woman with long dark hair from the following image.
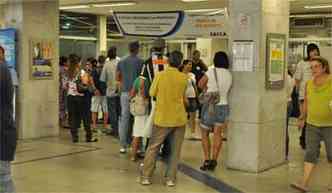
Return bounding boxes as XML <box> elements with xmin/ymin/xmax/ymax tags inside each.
<box><xmin>65</xmin><ymin>54</ymin><xmax>97</xmax><ymax>143</ymax></box>
<box><xmin>198</xmin><ymin>51</ymin><xmax>232</xmax><ymax>171</ymax></box>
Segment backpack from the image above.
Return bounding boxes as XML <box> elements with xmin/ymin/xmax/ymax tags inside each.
<box><xmin>130</xmin><ymin>65</ymin><xmax>149</xmax><ymax>116</ymax></box>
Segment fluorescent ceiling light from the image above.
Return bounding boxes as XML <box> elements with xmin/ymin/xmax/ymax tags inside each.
<box><xmin>60</xmin><ymin>2</ymin><xmax>136</xmax><ymax>10</ymax></box>
<box><xmin>59</xmin><ymin>5</ymin><xmax>90</xmax><ymax>10</ymax></box>
<box><xmin>182</xmin><ymin>0</ymin><xmax>208</xmax><ymax>2</ymax></box>
<box><xmin>185</xmin><ymin>8</ymin><xmax>221</xmax><ymax>13</ymax></box>
<box><xmin>92</xmin><ymin>2</ymin><xmax>136</xmax><ymax>7</ymax></box>
<box><xmin>304</xmin><ymin>5</ymin><xmax>332</xmax><ymax>9</ymax></box>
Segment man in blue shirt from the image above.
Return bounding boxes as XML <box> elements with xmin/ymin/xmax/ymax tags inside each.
<box><xmin>116</xmin><ymin>41</ymin><xmax>143</xmax><ymax>153</ymax></box>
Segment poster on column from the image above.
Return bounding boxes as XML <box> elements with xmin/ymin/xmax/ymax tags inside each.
<box><xmin>0</xmin><ymin>28</ymin><xmax>16</xmax><ymax>69</ymax></box>
<box><xmin>266</xmin><ymin>33</ymin><xmax>286</xmax><ymax>89</ymax></box>
<box><xmin>30</xmin><ymin>39</ymin><xmax>54</xmax><ymax>80</ymax></box>
<box><xmin>113</xmin><ymin>10</ymin><xmax>228</xmax><ymax>38</ymax></box>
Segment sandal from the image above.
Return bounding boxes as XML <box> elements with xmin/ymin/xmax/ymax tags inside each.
<box><xmin>208</xmin><ymin>160</ymin><xmax>218</xmax><ymax>171</ymax></box>
<box><xmin>290</xmin><ymin>183</ymin><xmax>308</xmax><ymax>193</ymax></box>
<box><xmin>200</xmin><ymin>160</ymin><xmax>211</xmax><ymax>171</ymax></box>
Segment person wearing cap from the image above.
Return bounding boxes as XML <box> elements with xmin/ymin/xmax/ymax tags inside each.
<box><xmin>116</xmin><ymin>41</ymin><xmax>144</xmax><ymax>153</ymax></box>
<box><xmin>294</xmin><ymin>43</ymin><xmax>320</xmax><ymax>150</ymax></box>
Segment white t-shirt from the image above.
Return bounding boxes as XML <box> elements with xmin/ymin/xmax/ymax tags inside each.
<box><xmin>100</xmin><ymin>57</ymin><xmax>120</xmax><ymax>97</ymax></box>
<box><xmin>294</xmin><ymin>60</ymin><xmax>312</xmax><ymax>100</ymax></box>
<box><xmin>286</xmin><ymin>74</ymin><xmax>295</xmax><ymax>102</ymax></box>
<box><xmin>206</xmin><ymin>67</ymin><xmax>232</xmax><ymax>105</ymax></box>
<box><xmin>185</xmin><ymin>73</ymin><xmax>196</xmax><ymax>98</ymax></box>
<box><xmin>66</xmin><ymin>76</ymin><xmax>83</xmax><ymax>96</ymax></box>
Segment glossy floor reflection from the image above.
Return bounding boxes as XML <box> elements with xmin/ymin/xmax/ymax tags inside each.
<box><xmin>12</xmin><ymin>118</ymin><xmax>331</xmax><ymax>193</ymax></box>
<box><xmin>12</xmin><ymin>132</ymin><xmax>218</xmax><ymax>193</ymax></box>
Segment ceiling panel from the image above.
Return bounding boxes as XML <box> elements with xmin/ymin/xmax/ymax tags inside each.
<box><xmin>1</xmin><ymin>0</ymin><xmax>332</xmax><ymax>15</ymax></box>
<box><xmin>59</xmin><ymin>0</ymin><xmax>226</xmax><ymax>15</ymax></box>
<box><xmin>291</xmin><ymin>0</ymin><xmax>332</xmax><ymax>14</ymax></box>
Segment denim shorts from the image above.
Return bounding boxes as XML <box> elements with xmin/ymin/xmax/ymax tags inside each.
<box><xmin>200</xmin><ymin>104</ymin><xmax>229</xmax><ymax>130</ymax></box>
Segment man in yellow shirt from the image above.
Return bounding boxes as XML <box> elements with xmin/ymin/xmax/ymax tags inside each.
<box><xmin>140</xmin><ymin>51</ymin><xmax>188</xmax><ymax>187</ymax></box>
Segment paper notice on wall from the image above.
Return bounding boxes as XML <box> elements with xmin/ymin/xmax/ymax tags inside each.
<box><xmin>232</xmin><ymin>41</ymin><xmax>255</xmax><ymax>72</ymax></box>
<box><xmin>268</xmin><ymin>38</ymin><xmax>284</xmax><ymax>82</ymax></box>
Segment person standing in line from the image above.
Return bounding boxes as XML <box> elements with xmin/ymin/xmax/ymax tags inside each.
<box><xmin>191</xmin><ymin>50</ymin><xmax>208</xmax><ymax>135</ymax></box>
<box><xmin>179</xmin><ymin>59</ymin><xmax>199</xmax><ymax>139</ymax></box>
<box><xmin>286</xmin><ymin>70</ymin><xmax>295</xmax><ymax>160</ymax></box>
<box><xmin>140</xmin><ymin>51</ymin><xmax>188</xmax><ymax>187</ymax></box>
<box><xmin>142</xmin><ymin>39</ymin><xmax>172</xmax><ymax>158</ymax></box>
<box><xmin>116</xmin><ymin>41</ymin><xmax>144</xmax><ymax>153</ymax></box>
<box><xmin>91</xmin><ymin>56</ymin><xmax>109</xmax><ymax>133</ymax></box>
<box><xmin>0</xmin><ymin>45</ymin><xmax>17</xmax><ymax>193</ymax></box>
<box><xmin>294</xmin><ymin>43</ymin><xmax>320</xmax><ymax>149</ymax></box>
<box><xmin>130</xmin><ymin>68</ymin><xmax>151</xmax><ymax>161</ymax></box>
<box><xmin>198</xmin><ymin>51</ymin><xmax>232</xmax><ymax>171</ymax></box>
<box><xmin>100</xmin><ymin>47</ymin><xmax>121</xmax><ymax>137</ymax></box>
<box><xmin>291</xmin><ymin>56</ymin><xmax>332</xmax><ymax>192</ymax></box>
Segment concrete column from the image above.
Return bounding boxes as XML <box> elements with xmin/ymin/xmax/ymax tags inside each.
<box><xmin>3</xmin><ymin>1</ymin><xmax>59</xmax><ymax>139</ymax></box>
<box><xmin>226</xmin><ymin>0</ymin><xmax>289</xmax><ymax>172</ymax></box>
<box><xmin>96</xmin><ymin>15</ymin><xmax>107</xmax><ymax>57</ymax></box>
<box><xmin>196</xmin><ymin>38</ymin><xmax>228</xmax><ymax>66</ymax></box>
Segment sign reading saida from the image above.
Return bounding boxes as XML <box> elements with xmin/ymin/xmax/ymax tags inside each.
<box><xmin>113</xmin><ymin>10</ymin><xmax>228</xmax><ymax>38</ymax></box>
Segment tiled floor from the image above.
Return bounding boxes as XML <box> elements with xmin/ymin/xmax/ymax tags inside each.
<box><xmin>11</xmin><ymin>118</ymin><xmax>332</xmax><ymax>193</ymax></box>
<box><xmin>181</xmin><ymin>118</ymin><xmax>332</xmax><ymax>193</ymax></box>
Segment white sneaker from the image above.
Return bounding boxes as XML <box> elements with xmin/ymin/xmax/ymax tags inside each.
<box><xmin>119</xmin><ymin>148</ymin><xmax>126</xmax><ymax>154</ymax></box>
<box><xmin>140</xmin><ymin>178</ymin><xmax>152</xmax><ymax>185</ymax></box>
<box><xmin>166</xmin><ymin>180</ymin><xmax>176</xmax><ymax>187</ymax></box>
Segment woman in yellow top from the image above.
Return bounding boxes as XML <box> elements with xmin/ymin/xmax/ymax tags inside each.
<box><xmin>291</xmin><ymin>56</ymin><xmax>332</xmax><ymax>192</ymax></box>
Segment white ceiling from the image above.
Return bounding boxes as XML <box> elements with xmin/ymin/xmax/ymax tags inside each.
<box><xmin>59</xmin><ymin>0</ymin><xmax>226</xmax><ymax>15</ymax></box>
<box><xmin>1</xmin><ymin>0</ymin><xmax>332</xmax><ymax>15</ymax></box>
<box><xmin>58</xmin><ymin>0</ymin><xmax>332</xmax><ymax>15</ymax></box>
<box><xmin>291</xmin><ymin>0</ymin><xmax>332</xmax><ymax>14</ymax></box>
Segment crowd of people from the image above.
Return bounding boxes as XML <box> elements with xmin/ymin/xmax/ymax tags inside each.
<box><xmin>57</xmin><ymin>39</ymin><xmax>232</xmax><ymax>186</ymax></box>
<box><xmin>1</xmin><ymin>39</ymin><xmax>332</xmax><ymax>192</ymax></box>
<box><xmin>47</xmin><ymin>41</ymin><xmax>332</xmax><ymax>190</ymax></box>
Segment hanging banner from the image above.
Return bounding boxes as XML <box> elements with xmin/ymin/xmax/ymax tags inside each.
<box><xmin>113</xmin><ymin>10</ymin><xmax>228</xmax><ymax>38</ymax></box>
<box><xmin>175</xmin><ymin>11</ymin><xmax>228</xmax><ymax>38</ymax></box>
<box><xmin>113</xmin><ymin>11</ymin><xmax>184</xmax><ymax>37</ymax></box>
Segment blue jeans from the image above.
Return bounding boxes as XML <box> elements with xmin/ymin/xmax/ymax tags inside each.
<box><xmin>0</xmin><ymin>161</ymin><xmax>15</xmax><ymax>193</ymax></box>
<box><xmin>119</xmin><ymin>92</ymin><xmax>131</xmax><ymax>148</ymax></box>
<box><xmin>107</xmin><ymin>96</ymin><xmax>120</xmax><ymax>135</ymax></box>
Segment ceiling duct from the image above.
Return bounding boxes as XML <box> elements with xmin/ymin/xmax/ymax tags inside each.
<box><xmin>291</xmin><ymin>17</ymin><xmax>325</xmax><ymax>28</ymax></box>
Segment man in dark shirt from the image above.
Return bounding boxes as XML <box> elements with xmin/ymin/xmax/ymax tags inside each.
<box><xmin>192</xmin><ymin>50</ymin><xmax>208</xmax><ymax>88</ymax></box>
<box><xmin>0</xmin><ymin>45</ymin><xmax>17</xmax><ymax>193</ymax></box>
<box><xmin>191</xmin><ymin>50</ymin><xmax>208</xmax><ymax>119</ymax></box>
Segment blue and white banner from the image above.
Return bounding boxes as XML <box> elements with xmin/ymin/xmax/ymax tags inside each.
<box><xmin>113</xmin><ymin>10</ymin><xmax>228</xmax><ymax>38</ymax></box>
<box><xmin>113</xmin><ymin>11</ymin><xmax>184</xmax><ymax>37</ymax></box>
